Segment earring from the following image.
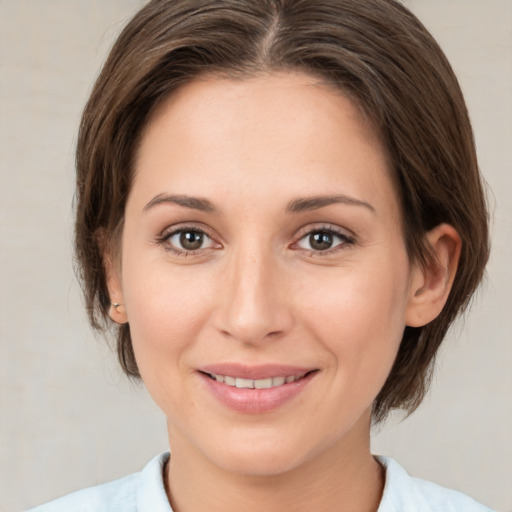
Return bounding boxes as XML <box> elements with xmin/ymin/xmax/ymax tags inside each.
<box><xmin>109</xmin><ymin>302</ymin><xmax>127</xmax><ymax>324</ymax></box>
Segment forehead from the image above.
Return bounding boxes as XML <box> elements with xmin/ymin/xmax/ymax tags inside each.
<box><xmin>142</xmin><ymin>71</ymin><xmax>383</xmax><ymax>158</ymax></box>
<box><xmin>132</xmin><ymin>71</ymin><xmax>399</xmax><ymax>223</ymax></box>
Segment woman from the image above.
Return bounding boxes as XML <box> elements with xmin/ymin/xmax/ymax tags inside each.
<box><xmin>28</xmin><ymin>0</ymin><xmax>494</xmax><ymax>510</ymax></box>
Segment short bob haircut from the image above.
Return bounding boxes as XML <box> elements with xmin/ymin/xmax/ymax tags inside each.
<box><xmin>75</xmin><ymin>0</ymin><xmax>489</xmax><ymax>423</ymax></box>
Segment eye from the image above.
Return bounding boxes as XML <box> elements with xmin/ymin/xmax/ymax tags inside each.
<box><xmin>295</xmin><ymin>228</ymin><xmax>354</xmax><ymax>252</ymax></box>
<box><xmin>163</xmin><ymin>228</ymin><xmax>217</xmax><ymax>253</ymax></box>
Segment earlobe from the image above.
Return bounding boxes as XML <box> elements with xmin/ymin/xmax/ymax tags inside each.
<box><xmin>98</xmin><ymin>229</ymin><xmax>128</xmax><ymax>325</ymax></box>
<box><xmin>109</xmin><ymin>301</ymin><xmax>128</xmax><ymax>324</ymax></box>
<box><xmin>106</xmin><ymin>267</ymin><xmax>128</xmax><ymax>324</ymax></box>
<box><xmin>405</xmin><ymin>224</ymin><xmax>461</xmax><ymax>327</ymax></box>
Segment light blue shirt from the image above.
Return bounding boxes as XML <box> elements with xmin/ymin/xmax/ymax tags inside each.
<box><xmin>26</xmin><ymin>452</ymin><xmax>495</xmax><ymax>511</ymax></box>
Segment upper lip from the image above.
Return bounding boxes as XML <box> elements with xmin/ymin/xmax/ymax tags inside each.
<box><xmin>198</xmin><ymin>363</ymin><xmax>316</xmax><ymax>380</ymax></box>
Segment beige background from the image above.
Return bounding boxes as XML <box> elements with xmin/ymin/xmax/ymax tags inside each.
<box><xmin>0</xmin><ymin>1</ymin><xmax>510</xmax><ymax>511</ymax></box>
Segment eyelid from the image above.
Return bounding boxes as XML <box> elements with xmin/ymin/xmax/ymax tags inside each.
<box><xmin>154</xmin><ymin>222</ymin><xmax>355</xmax><ymax>256</ymax></box>
<box><xmin>160</xmin><ymin>222</ymin><xmax>214</xmax><ymax>238</ymax></box>
<box><xmin>293</xmin><ymin>223</ymin><xmax>355</xmax><ymax>241</ymax></box>
<box><xmin>291</xmin><ymin>223</ymin><xmax>356</xmax><ymax>253</ymax></box>
<box><xmin>155</xmin><ymin>222</ymin><xmax>222</xmax><ymax>254</ymax></box>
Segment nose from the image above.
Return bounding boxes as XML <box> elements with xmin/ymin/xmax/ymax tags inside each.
<box><xmin>213</xmin><ymin>247</ymin><xmax>294</xmax><ymax>345</ymax></box>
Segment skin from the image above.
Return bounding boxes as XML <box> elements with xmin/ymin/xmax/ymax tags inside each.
<box><xmin>107</xmin><ymin>72</ymin><xmax>460</xmax><ymax>512</ymax></box>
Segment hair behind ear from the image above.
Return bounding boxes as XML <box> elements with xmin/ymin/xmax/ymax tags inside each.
<box><xmin>373</xmin><ymin>223</ymin><xmax>466</xmax><ymax>423</ymax></box>
<box><xmin>405</xmin><ymin>224</ymin><xmax>462</xmax><ymax>328</ymax></box>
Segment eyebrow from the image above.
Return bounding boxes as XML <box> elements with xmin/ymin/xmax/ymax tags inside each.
<box><xmin>143</xmin><ymin>194</ymin><xmax>217</xmax><ymax>213</ymax></box>
<box><xmin>286</xmin><ymin>194</ymin><xmax>376</xmax><ymax>214</ymax></box>
<box><xmin>143</xmin><ymin>193</ymin><xmax>375</xmax><ymax>215</ymax></box>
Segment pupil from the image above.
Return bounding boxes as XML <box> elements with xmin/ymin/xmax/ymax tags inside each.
<box><xmin>180</xmin><ymin>231</ymin><xmax>203</xmax><ymax>250</ymax></box>
<box><xmin>310</xmin><ymin>232</ymin><xmax>332</xmax><ymax>250</ymax></box>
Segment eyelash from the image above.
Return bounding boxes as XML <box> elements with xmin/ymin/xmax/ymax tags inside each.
<box><xmin>292</xmin><ymin>225</ymin><xmax>356</xmax><ymax>256</ymax></box>
<box><xmin>154</xmin><ymin>224</ymin><xmax>356</xmax><ymax>257</ymax></box>
<box><xmin>154</xmin><ymin>224</ymin><xmax>219</xmax><ymax>256</ymax></box>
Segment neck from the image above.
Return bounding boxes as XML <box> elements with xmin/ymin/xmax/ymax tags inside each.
<box><xmin>165</xmin><ymin>413</ymin><xmax>384</xmax><ymax>512</ymax></box>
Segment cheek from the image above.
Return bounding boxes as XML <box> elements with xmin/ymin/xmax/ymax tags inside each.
<box><xmin>299</xmin><ymin>259</ymin><xmax>409</xmax><ymax>375</ymax></box>
<box><xmin>121</xmin><ymin>258</ymin><xmax>215</xmax><ymax>376</ymax></box>
<box><xmin>121</xmin><ymin>264</ymin><xmax>220</xmax><ymax>420</ymax></box>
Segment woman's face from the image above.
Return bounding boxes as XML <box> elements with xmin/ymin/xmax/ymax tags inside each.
<box><xmin>110</xmin><ymin>72</ymin><xmax>422</xmax><ymax>475</ymax></box>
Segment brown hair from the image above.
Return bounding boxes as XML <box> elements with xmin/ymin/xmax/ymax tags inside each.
<box><xmin>75</xmin><ymin>0</ymin><xmax>489</xmax><ymax>422</ymax></box>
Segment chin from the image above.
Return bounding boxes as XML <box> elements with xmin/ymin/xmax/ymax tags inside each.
<box><xmin>200</xmin><ymin>427</ymin><xmax>335</xmax><ymax>478</ymax></box>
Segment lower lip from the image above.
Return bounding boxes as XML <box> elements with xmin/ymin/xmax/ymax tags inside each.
<box><xmin>198</xmin><ymin>371</ymin><xmax>317</xmax><ymax>414</ymax></box>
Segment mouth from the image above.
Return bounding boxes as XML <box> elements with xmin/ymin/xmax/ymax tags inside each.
<box><xmin>202</xmin><ymin>371</ymin><xmax>313</xmax><ymax>389</ymax></box>
<box><xmin>197</xmin><ymin>366</ymin><xmax>318</xmax><ymax>414</ymax></box>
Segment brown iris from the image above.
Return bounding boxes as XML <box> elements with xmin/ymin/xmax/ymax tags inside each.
<box><xmin>309</xmin><ymin>232</ymin><xmax>333</xmax><ymax>251</ymax></box>
<box><xmin>179</xmin><ymin>230</ymin><xmax>204</xmax><ymax>250</ymax></box>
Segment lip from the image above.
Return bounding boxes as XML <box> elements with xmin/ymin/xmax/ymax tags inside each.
<box><xmin>199</xmin><ymin>363</ymin><xmax>313</xmax><ymax>380</ymax></box>
<box><xmin>198</xmin><ymin>363</ymin><xmax>318</xmax><ymax>414</ymax></box>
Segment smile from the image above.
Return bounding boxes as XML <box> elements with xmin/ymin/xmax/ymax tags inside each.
<box><xmin>207</xmin><ymin>372</ymin><xmax>308</xmax><ymax>389</ymax></box>
<box><xmin>199</xmin><ymin>367</ymin><xmax>317</xmax><ymax>413</ymax></box>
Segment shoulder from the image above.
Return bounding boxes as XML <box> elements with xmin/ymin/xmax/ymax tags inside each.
<box><xmin>376</xmin><ymin>456</ymin><xmax>496</xmax><ymax>512</ymax></box>
<box><xmin>24</xmin><ymin>473</ymin><xmax>139</xmax><ymax>512</ymax></box>
<box><xmin>24</xmin><ymin>452</ymin><xmax>171</xmax><ymax>512</ymax></box>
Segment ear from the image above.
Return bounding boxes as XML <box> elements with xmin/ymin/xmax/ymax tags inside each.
<box><xmin>98</xmin><ymin>230</ymin><xmax>128</xmax><ymax>325</ymax></box>
<box><xmin>405</xmin><ymin>224</ymin><xmax>461</xmax><ymax>327</ymax></box>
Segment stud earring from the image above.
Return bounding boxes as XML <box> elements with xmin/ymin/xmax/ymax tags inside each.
<box><xmin>109</xmin><ymin>302</ymin><xmax>127</xmax><ymax>324</ymax></box>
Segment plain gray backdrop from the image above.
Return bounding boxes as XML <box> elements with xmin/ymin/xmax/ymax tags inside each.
<box><xmin>1</xmin><ymin>1</ymin><xmax>511</xmax><ymax>511</ymax></box>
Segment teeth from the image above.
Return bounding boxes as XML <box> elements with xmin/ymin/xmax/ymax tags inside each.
<box><xmin>236</xmin><ymin>378</ymin><xmax>254</xmax><ymax>389</ymax></box>
<box><xmin>209</xmin><ymin>372</ymin><xmax>307</xmax><ymax>389</ymax></box>
<box><xmin>254</xmin><ymin>378</ymin><xmax>272</xmax><ymax>389</ymax></box>
<box><xmin>224</xmin><ymin>375</ymin><xmax>236</xmax><ymax>386</ymax></box>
